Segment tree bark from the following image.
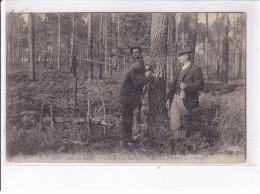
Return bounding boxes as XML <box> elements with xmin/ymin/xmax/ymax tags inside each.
<box><xmin>216</xmin><ymin>13</ymin><xmax>221</xmax><ymax>76</ymax></box>
<box><xmin>205</xmin><ymin>13</ymin><xmax>209</xmax><ymax>79</ymax></box>
<box><xmin>70</xmin><ymin>13</ymin><xmax>75</xmax><ymax>73</ymax></box>
<box><xmin>107</xmin><ymin>14</ymin><xmax>113</xmax><ymax>78</ymax></box>
<box><xmin>222</xmin><ymin>13</ymin><xmax>229</xmax><ymax>84</ymax></box>
<box><xmin>17</xmin><ymin>17</ymin><xmax>20</xmax><ymax>66</ymax></box>
<box><xmin>148</xmin><ymin>13</ymin><xmax>168</xmax><ymax>135</ymax></box>
<box><xmin>175</xmin><ymin>14</ymin><xmax>179</xmax><ymax>69</ymax></box>
<box><xmin>99</xmin><ymin>13</ymin><xmax>103</xmax><ymax>79</ymax></box>
<box><xmin>180</xmin><ymin>13</ymin><xmax>198</xmax><ymax>64</ymax></box>
<box><xmin>167</xmin><ymin>13</ymin><xmax>176</xmax><ymax>81</ymax></box>
<box><xmin>28</xmin><ymin>13</ymin><xmax>36</xmax><ymax>81</ymax></box>
<box><xmin>104</xmin><ymin>14</ymin><xmax>107</xmax><ymax>74</ymax></box>
<box><xmin>88</xmin><ymin>13</ymin><xmax>94</xmax><ymax>81</ymax></box>
<box><xmin>43</xmin><ymin>14</ymin><xmax>47</xmax><ymax>70</ymax></box>
<box><xmin>187</xmin><ymin>13</ymin><xmax>198</xmax><ymax>64</ymax></box>
<box><xmin>58</xmin><ymin>13</ymin><xmax>61</xmax><ymax>71</ymax></box>
<box><xmin>117</xmin><ymin>13</ymin><xmax>120</xmax><ymax>70</ymax></box>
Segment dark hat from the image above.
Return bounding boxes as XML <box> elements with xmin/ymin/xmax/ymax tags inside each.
<box><xmin>130</xmin><ymin>47</ymin><xmax>142</xmax><ymax>54</ymax></box>
<box><xmin>177</xmin><ymin>47</ymin><xmax>192</xmax><ymax>57</ymax></box>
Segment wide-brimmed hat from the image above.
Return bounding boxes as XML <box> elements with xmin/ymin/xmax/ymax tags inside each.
<box><xmin>177</xmin><ymin>47</ymin><xmax>192</xmax><ymax>57</ymax></box>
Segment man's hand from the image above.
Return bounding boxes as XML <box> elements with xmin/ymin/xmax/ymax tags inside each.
<box><xmin>143</xmin><ymin>85</ymin><xmax>148</xmax><ymax>93</ymax></box>
<box><xmin>145</xmin><ymin>71</ymin><xmax>152</xmax><ymax>77</ymax></box>
<box><xmin>180</xmin><ymin>82</ymin><xmax>188</xmax><ymax>90</ymax></box>
<box><xmin>166</xmin><ymin>99</ymin><xmax>170</xmax><ymax>109</ymax></box>
<box><xmin>145</xmin><ymin>65</ymin><xmax>151</xmax><ymax>71</ymax></box>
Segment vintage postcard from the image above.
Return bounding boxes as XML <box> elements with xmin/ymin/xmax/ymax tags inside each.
<box><xmin>3</xmin><ymin>10</ymin><xmax>246</xmax><ymax>163</ymax></box>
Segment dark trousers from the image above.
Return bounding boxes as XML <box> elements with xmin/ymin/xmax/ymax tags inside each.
<box><xmin>121</xmin><ymin>104</ymin><xmax>134</xmax><ymax>142</ymax></box>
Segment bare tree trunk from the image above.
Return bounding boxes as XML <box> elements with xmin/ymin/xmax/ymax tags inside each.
<box><xmin>70</xmin><ymin>13</ymin><xmax>75</xmax><ymax>73</ymax></box>
<box><xmin>50</xmin><ymin>35</ymin><xmax>54</xmax><ymax>69</ymax></box>
<box><xmin>58</xmin><ymin>13</ymin><xmax>61</xmax><ymax>71</ymax></box>
<box><xmin>88</xmin><ymin>13</ymin><xmax>94</xmax><ymax>81</ymax></box>
<box><xmin>12</xmin><ymin>28</ymin><xmax>15</xmax><ymax>67</ymax></box>
<box><xmin>167</xmin><ymin>13</ymin><xmax>176</xmax><ymax>81</ymax></box>
<box><xmin>181</xmin><ymin>13</ymin><xmax>198</xmax><ymax>64</ymax></box>
<box><xmin>117</xmin><ymin>13</ymin><xmax>120</xmax><ymax>70</ymax></box>
<box><xmin>181</xmin><ymin>18</ymin><xmax>185</xmax><ymax>49</ymax></box>
<box><xmin>104</xmin><ymin>14</ymin><xmax>107</xmax><ymax>74</ymax></box>
<box><xmin>216</xmin><ymin>13</ymin><xmax>221</xmax><ymax>76</ymax></box>
<box><xmin>99</xmin><ymin>13</ymin><xmax>103</xmax><ymax>79</ymax></box>
<box><xmin>188</xmin><ymin>13</ymin><xmax>198</xmax><ymax>64</ymax></box>
<box><xmin>43</xmin><ymin>14</ymin><xmax>47</xmax><ymax>70</ymax></box>
<box><xmin>242</xmin><ymin>13</ymin><xmax>246</xmax><ymax>78</ymax></box>
<box><xmin>6</xmin><ymin>15</ymin><xmax>10</xmax><ymax>67</ymax></box>
<box><xmin>148</xmin><ymin>13</ymin><xmax>168</xmax><ymax>136</ymax></box>
<box><xmin>205</xmin><ymin>13</ymin><xmax>209</xmax><ymax>79</ymax></box>
<box><xmin>222</xmin><ymin>13</ymin><xmax>229</xmax><ymax>84</ymax></box>
<box><xmin>238</xmin><ymin>49</ymin><xmax>242</xmax><ymax>78</ymax></box>
<box><xmin>107</xmin><ymin>14</ymin><xmax>112</xmax><ymax>78</ymax></box>
<box><xmin>175</xmin><ymin>14</ymin><xmax>179</xmax><ymax>69</ymax></box>
<box><xmin>28</xmin><ymin>13</ymin><xmax>36</xmax><ymax>81</ymax></box>
<box><xmin>17</xmin><ymin>17</ymin><xmax>20</xmax><ymax>66</ymax></box>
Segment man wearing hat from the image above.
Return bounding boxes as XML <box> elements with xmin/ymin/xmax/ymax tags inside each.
<box><xmin>166</xmin><ymin>47</ymin><xmax>205</xmax><ymax>139</ymax></box>
<box><xmin>119</xmin><ymin>47</ymin><xmax>151</xmax><ymax>148</ymax></box>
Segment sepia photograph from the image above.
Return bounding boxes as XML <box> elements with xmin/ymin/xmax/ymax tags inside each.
<box><xmin>4</xmin><ymin>11</ymin><xmax>246</xmax><ymax>163</ymax></box>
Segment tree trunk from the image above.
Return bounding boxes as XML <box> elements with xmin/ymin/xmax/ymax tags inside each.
<box><xmin>216</xmin><ymin>13</ymin><xmax>221</xmax><ymax>76</ymax></box>
<box><xmin>107</xmin><ymin>14</ymin><xmax>112</xmax><ymax>78</ymax></box>
<box><xmin>17</xmin><ymin>17</ymin><xmax>20</xmax><ymax>66</ymax></box>
<box><xmin>104</xmin><ymin>14</ymin><xmax>107</xmax><ymax>74</ymax></box>
<box><xmin>50</xmin><ymin>36</ymin><xmax>54</xmax><ymax>69</ymax></box>
<box><xmin>181</xmin><ymin>18</ymin><xmax>185</xmax><ymax>49</ymax></box>
<box><xmin>175</xmin><ymin>14</ymin><xmax>179</xmax><ymax>69</ymax></box>
<box><xmin>222</xmin><ymin>13</ymin><xmax>229</xmax><ymax>84</ymax></box>
<box><xmin>180</xmin><ymin>13</ymin><xmax>198</xmax><ymax>64</ymax></box>
<box><xmin>167</xmin><ymin>13</ymin><xmax>176</xmax><ymax>81</ymax></box>
<box><xmin>88</xmin><ymin>13</ymin><xmax>94</xmax><ymax>81</ymax></box>
<box><xmin>148</xmin><ymin>13</ymin><xmax>168</xmax><ymax>136</ymax></box>
<box><xmin>58</xmin><ymin>13</ymin><xmax>61</xmax><ymax>71</ymax></box>
<box><xmin>205</xmin><ymin>13</ymin><xmax>209</xmax><ymax>79</ymax></box>
<box><xmin>242</xmin><ymin>13</ymin><xmax>246</xmax><ymax>78</ymax></box>
<box><xmin>99</xmin><ymin>13</ymin><xmax>103</xmax><ymax>79</ymax></box>
<box><xmin>187</xmin><ymin>13</ymin><xmax>198</xmax><ymax>64</ymax></box>
<box><xmin>43</xmin><ymin>14</ymin><xmax>47</xmax><ymax>70</ymax></box>
<box><xmin>28</xmin><ymin>13</ymin><xmax>36</xmax><ymax>81</ymax></box>
<box><xmin>238</xmin><ymin>49</ymin><xmax>242</xmax><ymax>78</ymax></box>
<box><xmin>70</xmin><ymin>13</ymin><xmax>75</xmax><ymax>73</ymax></box>
<box><xmin>117</xmin><ymin>13</ymin><xmax>120</xmax><ymax>70</ymax></box>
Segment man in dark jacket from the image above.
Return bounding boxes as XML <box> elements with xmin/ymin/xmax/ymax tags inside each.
<box><xmin>166</xmin><ymin>47</ymin><xmax>205</xmax><ymax>139</ymax></box>
<box><xmin>119</xmin><ymin>47</ymin><xmax>149</xmax><ymax>146</ymax></box>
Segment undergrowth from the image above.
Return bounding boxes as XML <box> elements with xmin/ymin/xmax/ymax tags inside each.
<box><xmin>6</xmin><ymin>70</ymin><xmax>246</xmax><ymax>158</ymax></box>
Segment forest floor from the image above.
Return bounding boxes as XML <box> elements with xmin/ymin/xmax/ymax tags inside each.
<box><xmin>5</xmin><ymin>67</ymin><xmax>246</xmax><ymax>163</ymax></box>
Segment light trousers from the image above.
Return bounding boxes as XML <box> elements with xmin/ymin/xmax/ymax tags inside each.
<box><xmin>169</xmin><ymin>94</ymin><xmax>189</xmax><ymax>139</ymax></box>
